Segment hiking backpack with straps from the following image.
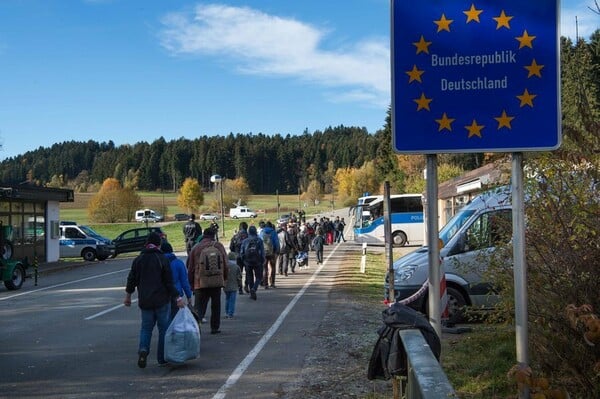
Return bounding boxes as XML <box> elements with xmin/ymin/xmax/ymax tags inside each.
<box><xmin>243</xmin><ymin>237</ymin><xmax>262</xmax><ymax>265</ymax></box>
<box><xmin>199</xmin><ymin>243</ymin><xmax>222</xmax><ymax>276</ymax></box>
<box><xmin>262</xmin><ymin>232</ymin><xmax>274</xmax><ymax>256</ymax></box>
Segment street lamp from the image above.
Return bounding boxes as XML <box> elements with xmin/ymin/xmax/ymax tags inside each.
<box><xmin>210</xmin><ymin>174</ymin><xmax>225</xmax><ymax>238</ymax></box>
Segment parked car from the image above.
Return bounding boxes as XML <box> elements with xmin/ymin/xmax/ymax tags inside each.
<box><xmin>199</xmin><ymin>213</ymin><xmax>219</xmax><ymax>221</ymax></box>
<box><xmin>59</xmin><ymin>223</ymin><xmax>115</xmax><ymax>261</ymax></box>
<box><xmin>229</xmin><ymin>206</ymin><xmax>257</xmax><ymax>219</ymax></box>
<box><xmin>174</xmin><ymin>213</ymin><xmax>189</xmax><ymax>221</ymax></box>
<box><xmin>277</xmin><ymin>214</ymin><xmax>291</xmax><ymax>225</ymax></box>
<box><xmin>134</xmin><ymin>209</ymin><xmax>164</xmax><ymax>223</ymax></box>
<box><xmin>112</xmin><ymin>227</ymin><xmax>167</xmax><ymax>257</ymax></box>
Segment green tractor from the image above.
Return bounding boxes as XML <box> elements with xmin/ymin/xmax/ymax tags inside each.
<box><xmin>1</xmin><ymin>225</ymin><xmax>27</xmax><ymax>290</ymax></box>
<box><xmin>0</xmin><ymin>258</ymin><xmax>26</xmax><ymax>290</ymax></box>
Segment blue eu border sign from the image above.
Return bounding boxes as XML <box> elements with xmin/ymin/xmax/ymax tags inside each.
<box><xmin>392</xmin><ymin>0</ymin><xmax>561</xmax><ymax>153</ymax></box>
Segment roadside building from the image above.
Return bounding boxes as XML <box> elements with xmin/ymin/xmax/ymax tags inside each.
<box><xmin>0</xmin><ymin>184</ymin><xmax>74</xmax><ymax>263</ymax></box>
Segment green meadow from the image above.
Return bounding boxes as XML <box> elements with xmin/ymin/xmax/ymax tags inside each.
<box><xmin>60</xmin><ymin>191</ymin><xmax>345</xmax><ymax>252</ymax></box>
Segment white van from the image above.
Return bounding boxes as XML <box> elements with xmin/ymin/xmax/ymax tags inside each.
<box><xmin>135</xmin><ymin>209</ymin><xmax>164</xmax><ymax>222</ymax></box>
<box><xmin>229</xmin><ymin>206</ymin><xmax>257</xmax><ymax>219</ymax></box>
<box><xmin>386</xmin><ymin>186</ymin><xmax>512</xmax><ymax>323</ymax></box>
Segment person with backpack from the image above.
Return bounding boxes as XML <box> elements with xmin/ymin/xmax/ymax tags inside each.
<box><xmin>277</xmin><ymin>223</ymin><xmax>292</xmax><ymax>276</ymax></box>
<box><xmin>336</xmin><ymin>217</ymin><xmax>347</xmax><ymax>243</ymax></box>
<box><xmin>259</xmin><ymin>221</ymin><xmax>280</xmax><ymax>289</ymax></box>
<box><xmin>297</xmin><ymin>224</ymin><xmax>310</xmax><ymax>270</ymax></box>
<box><xmin>183</xmin><ymin>214</ymin><xmax>202</xmax><ymax>255</ymax></box>
<box><xmin>229</xmin><ymin>221</ymin><xmax>249</xmax><ymax>295</ymax></box>
<box><xmin>286</xmin><ymin>222</ymin><xmax>299</xmax><ymax>274</ymax></box>
<box><xmin>312</xmin><ymin>229</ymin><xmax>325</xmax><ymax>265</ymax></box>
<box><xmin>239</xmin><ymin>225</ymin><xmax>265</xmax><ymax>300</ymax></box>
<box><xmin>186</xmin><ymin>227</ymin><xmax>228</xmax><ymax>334</ymax></box>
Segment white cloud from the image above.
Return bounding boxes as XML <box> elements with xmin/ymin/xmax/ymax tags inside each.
<box><xmin>159</xmin><ymin>3</ymin><xmax>390</xmax><ymax>107</ymax></box>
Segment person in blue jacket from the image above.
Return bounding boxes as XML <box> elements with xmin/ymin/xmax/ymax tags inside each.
<box><xmin>161</xmin><ymin>242</ymin><xmax>193</xmax><ymax>321</ymax></box>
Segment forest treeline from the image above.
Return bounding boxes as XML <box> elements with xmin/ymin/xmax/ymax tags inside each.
<box><xmin>0</xmin><ymin>125</ymin><xmax>484</xmax><ymax>195</ymax></box>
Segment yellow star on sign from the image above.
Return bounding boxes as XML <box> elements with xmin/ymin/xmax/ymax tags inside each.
<box><xmin>493</xmin><ymin>10</ymin><xmax>513</xmax><ymax>29</ymax></box>
<box><xmin>525</xmin><ymin>59</ymin><xmax>544</xmax><ymax>78</ymax></box>
<box><xmin>414</xmin><ymin>93</ymin><xmax>432</xmax><ymax>111</ymax></box>
<box><xmin>465</xmin><ymin>120</ymin><xmax>484</xmax><ymax>138</ymax></box>
<box><xmin>516</xmin><ymin>30</ymin><xmax>536</xmax><ymax>49</ymax></box>
<box><xmin>494</xmin><ymin>110</ymin><xmax>515</xmax><ymax>129</ymax></box>
<box><xmin>517</xmin><ymin>88</ymin><xmax>537</xmax><ymax>107</ymax></box>
<box><xmin>463</xmin><ymin>4</ymin><xmax>483</xmax><ymax>23</ymax></box>
<box><xmin>434</xmin><ymin>14</ymin><xmax>453</xmax><ymax>32</ymax></box>
<box><xmin>413</xmin><ymin>35</ymin><xmax>432</xmax><ymax>54</ymax></box>
<box><xmin>435</xmin><ymin>113</ymin><xmax>455</xmax><ymax>132</ymax></box>
<box><xmin>406</xmin><ymin>65</ymin><xmax>425</xmax><ymax>83</ymax></box>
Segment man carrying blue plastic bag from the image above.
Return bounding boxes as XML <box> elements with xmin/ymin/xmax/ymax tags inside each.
<box><xmin>164</xmin><ymin>305</ymin><xmax>201</xmax><ymax>364</ymax></box>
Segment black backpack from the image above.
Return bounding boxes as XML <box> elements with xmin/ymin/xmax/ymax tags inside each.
<box><xmin>367</xmin><ymin>303</ymin><xmax>441</xmax><ymax>380</ymax></box>
<box><xmin>229</xmin><ymin>230</ymin><xmax>248</xmax><ymax>254</ymax></box>
<box><xmin>243</xmin><ymin>237</ymin><xmax>261</xmax><ymax>266</ymax></box>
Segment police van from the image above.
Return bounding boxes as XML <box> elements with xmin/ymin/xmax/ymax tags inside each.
<box><xmin>59</xmin><ymin>222</ymin><xmax>115</xmax><ymax>261</ymax></box>
<box><xmin>386</xmin><ymin>186</ymin><xmax>512</xmax><ymax>323</ymax></box>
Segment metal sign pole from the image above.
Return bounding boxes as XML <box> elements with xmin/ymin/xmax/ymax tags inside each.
<box><xmin>384</xmin><ymin>182</ymin><xmax>395</xmax><ymax>302</ymax></box>
<box><xmin>512</xmin><ymin>152</ymin><xmax>529</xmax><ymax>398</ymax></box>
<box><xmin>426</xmin><ymin>154</ymin><xmax>441</xmax><ymax>339</ymax></box>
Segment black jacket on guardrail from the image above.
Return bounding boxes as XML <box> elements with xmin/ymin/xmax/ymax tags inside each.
<box><xmin>367</xmin><ymin>303</ymin><xmax>441</xmax><ymax>380</ymax></box>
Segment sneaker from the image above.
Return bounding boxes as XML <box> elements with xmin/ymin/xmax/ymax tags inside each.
<box><xmin>224</xmin><ymin>315</ymin><xmax>230</xmax><ymax>319</ymax></box>
<box><xmin>250</xmin><ymin>290</ymin><xmax>257</xmax><ymax>300</ymax></box>
<box><xmin>158</xmin><ymin>361</ymin><xmax>170</xmax><ymax>367</ymax></box>
<box><xmin>138</xmin><ymin>350</ymin><xmax>148</xmax><ymax>369</ymax></box>
<box><xmin>244</xmin><ymin>286</ymin><xmax>250</xmax><ymax>293</ymax></box>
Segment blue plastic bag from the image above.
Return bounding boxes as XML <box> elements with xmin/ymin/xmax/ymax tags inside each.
<box><xmin>164</xmin><ymin>306</ymin><xmax>200</xmax><ymax>364</ymax></box>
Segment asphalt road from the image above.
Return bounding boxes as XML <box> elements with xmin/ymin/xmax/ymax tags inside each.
<box><xmin>0</xmin><ymin>239</ymin><xmax>364</xmax><ymax>399</ymax></box>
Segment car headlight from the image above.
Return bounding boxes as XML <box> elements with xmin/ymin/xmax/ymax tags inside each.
<box><xmin>394</xmin><ymin>265</ymin><xmax>418</xmax><ymax>282</ymax></box>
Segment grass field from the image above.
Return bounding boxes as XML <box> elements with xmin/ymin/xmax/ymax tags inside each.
<box><xmin>61</xmin><ymin>191</ymin><xmax>348</xmax><ymax>252</ymax></box>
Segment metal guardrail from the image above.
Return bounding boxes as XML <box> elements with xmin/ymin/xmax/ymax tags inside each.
<box><xmin>399</xmin><ymin>330</ymin><xmax>458</xmax><ymax>399</ymax></box>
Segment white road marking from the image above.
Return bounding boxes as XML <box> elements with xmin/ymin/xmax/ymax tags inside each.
<box><xmin>212</xmin><ymin>241</ymin><xmax>342</xmax><ymax>399</ymax></box>
<box><xmin>0</xmin><ymin>268</ymin><xmax>129</xmax><ymax>301</ymax></box>
<box><xmin>85</xmin><ymin>299</ymin><xmax>138</xmax><ymax>320</ymax></box>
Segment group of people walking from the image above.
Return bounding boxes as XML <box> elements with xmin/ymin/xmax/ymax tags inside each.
<box><xmin>123</xmin><ymin>212</ymin><xmax>347</xmax><ymax>368</ymax></box>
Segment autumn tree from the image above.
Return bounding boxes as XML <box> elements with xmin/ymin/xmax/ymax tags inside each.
<box><xmin>119</xmin><ymin>187</ymin><xmax>144</xmax><ymax>222</ymax></box>
<box><xmin>88</xmin><ymin>178</ymin><xmax>123</xmax><ymax>223</ymax></box>
<box><xmin>304</xmin><ymin>179</ymin><xmax>322</xmax><ymax>206</ymax></box>
<box><xmin>177</xmin><ymin>178</ymin><xmax>203</xmax><ymax>214</ymax></box>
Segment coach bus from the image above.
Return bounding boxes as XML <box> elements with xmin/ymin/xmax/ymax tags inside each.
<box><xmin>353</xmin><ymin>194</ymin><xmax>424</xmax><ymax>246</ymax></box>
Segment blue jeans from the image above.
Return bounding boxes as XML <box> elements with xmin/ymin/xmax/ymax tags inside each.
<box><xmin>225</xmin><ymin>290</ymin><xmax>237</xmax><ymax>316</ymax></box>
<box><xmin>139</xmin><ymin>302</ymin><xmax>171</xmax><ymax>364</ymax></box>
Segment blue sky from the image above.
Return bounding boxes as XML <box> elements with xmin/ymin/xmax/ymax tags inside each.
<box><xmin>0</xmin><ymin>0</ymin><xmax>596</xmax><ymax>159</ymax></box>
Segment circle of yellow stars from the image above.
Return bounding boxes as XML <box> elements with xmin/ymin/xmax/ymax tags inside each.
<box><xmin>405</xmin><ymin>3</ymin><xmax>544</xmax><ymax>139</ymax></box>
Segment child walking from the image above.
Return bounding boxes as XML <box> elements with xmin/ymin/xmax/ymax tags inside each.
<box><xmin>224</xmin><ymin>254</ymin><xmax>243</xmax><ymax>318</ymax></box>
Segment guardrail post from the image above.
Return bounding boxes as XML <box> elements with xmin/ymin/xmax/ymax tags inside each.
<box><xmin>360</xmin><ymin>242</ymin><xmax>367</xmax><ymax>273</ymax></box>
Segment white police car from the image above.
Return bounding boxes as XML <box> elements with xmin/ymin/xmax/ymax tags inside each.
<box><xmin>59</xmin><ymin>222</ymin><xmax>115</xmax><ymax>261</ymax></box>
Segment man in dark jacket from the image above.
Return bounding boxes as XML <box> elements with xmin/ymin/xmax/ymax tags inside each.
<box><xmin>183</xmin><ymin>213</ymin><xmax>202</xmax><ymax>255</ymax></box>
<box><xmin>124</xmin><ymin>232</ymin><xmax>183</xmax><ymax>368</ymax></box>
<box><xmin>240</xmin><ymin>225</ymin><xmax>265</xmax><ymax>300</ymax></box>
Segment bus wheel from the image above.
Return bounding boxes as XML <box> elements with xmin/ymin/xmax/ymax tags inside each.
<box><xmin>392</xmin><ymin>231</ymin><xmax>407</xmax><ymax>247</ymax></box>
